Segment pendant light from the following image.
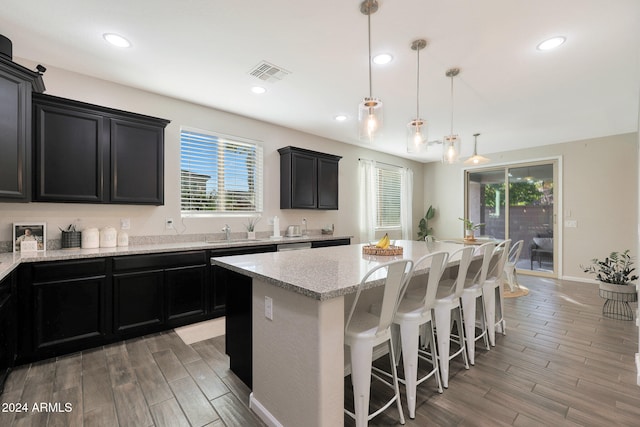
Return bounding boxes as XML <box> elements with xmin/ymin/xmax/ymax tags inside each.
<box><xmin>407</xmin><ymin>39</ymin><xmax>428</xmax><ymax>153</ymax></box>
<box><xmin>464</xmin><ymin>133</ymin><xmax>490</xmax><ymax>165</ymax></box>
<box><xmin>358</xmin><ymin>0</ymin><xmax>382</xmax><ymax>142</ymax></box>
<box><xmin>442</xmin><ymin>68</ymin><xmax>461</xmax><ymax>164</ymax></box>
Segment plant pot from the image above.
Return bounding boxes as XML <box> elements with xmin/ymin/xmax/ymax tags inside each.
<box><xmin>598</xmin><ymin>281</ymin><xmax>637</xmax><ymax>320</ymax></box>
<box><xmin>247</xmin><ymin>231</ymin><xmax>256</xmax><ymax>240</ymax></box>
<box><xmin>464</xmin><ymin>229</ymin><xmax>475</xmax><ymax>240</ymax></box>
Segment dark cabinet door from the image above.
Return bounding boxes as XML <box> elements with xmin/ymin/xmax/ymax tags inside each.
<box><xmin>224</xmin><ymin>269</ymin><xmax>253</xmax><ymax>388</ymax></box>
<box><xmin>113</xmin><ymin>270</ymin><xmax>164</xmax><ymax>335</ymax></box>
<box><xmin>211</xmin><ymin>266</ymin><xmax>228</xmax><ymax>315</ymax></box>
<box><xmin>165</xmin><ymin>264</ymin><xmax>207</xmax><ymax>325</ymax></box>
<box><xmin>33</xmin><ymin>100</ymin><xmax>105</xmax><ymax>202</ymax></box>
<box><xmin>32</xmin><ymin>276</ymin><xmax>108</xmax><ymax>354</ymax></box>
<box><xmin>317</xmin><ymin>157</ymin><xmax>339</xmax><ymax>210</ymax></box>
<box><xmin>110</xmin><ymin>118</ymin><xmax>164</xmax><ymax>205</ymax></box>
<box><xmin>0</xmin><ymin>59</ymin><xmax>42</xmax><ymax>201</ymax></box>
<box><xmin>0</xmin><ymin>272</ymin><xmax>16</xmax><ymax>392</ymax></box>
<box><xmin>290</xmin><ymin>151</ymin><xmax>317</xmax><ymax>209</ymax></box>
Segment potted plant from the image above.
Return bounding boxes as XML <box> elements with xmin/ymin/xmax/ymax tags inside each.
<box><xmin>458</xmin><ymin>217</ymin><xmax>484</xmax><ymax>240</ymax></box>
<box><xmin>245</xmin><ymin>216</ymin><xmax>261</xmax><ymax>240</ymax></box>
<box><xmin>581</xmin><ymin>250</ymin><xmax>638</xmax><ymax>320</ymax></box>
<box><xmin>417</xmin><ymin>205</ymin><xmax>435</xmax><ymax>241</ymax></box>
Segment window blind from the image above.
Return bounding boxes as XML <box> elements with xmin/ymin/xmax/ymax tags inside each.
<box><xmin>376</xmin><ymin>165</ymin><xmax>401</xmax><ymax>228</ymax></box>
<box><xmin>180</xmin><ymin>129</ymin><xmax>263</xmax><ymax>214</ymax></box>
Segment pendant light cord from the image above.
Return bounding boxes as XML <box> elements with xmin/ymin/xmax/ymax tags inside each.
<box><xmin>449</xmin><ymin>74</ymin><xmax>454</xmax><ymax>135</ymax></box>
<box><xmin>367</xmin><ymin>9</ymin><xmax>373</xmax><ymax>98</ymax></box>
<box><xmin>416</xmin><ymin>47</ymin><xmax>420</xmax><ymax>118</ymax></box>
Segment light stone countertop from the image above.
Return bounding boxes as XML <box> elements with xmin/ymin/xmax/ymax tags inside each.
<box><xmin>0</xmin><ymin>235</ymin><xmax>351</xmax><ymax>282</ymax></box>
<box><xmin>211</xmin><ymin>239</ymin><xmax>470</xmax><ymax>301</ymax></box>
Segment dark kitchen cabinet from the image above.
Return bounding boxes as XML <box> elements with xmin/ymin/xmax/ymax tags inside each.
<box><xmin>17</xmin><ymin>259</ymin><xmax>108</xmax><ymax>361</ymax></box>
<box><xmin>0</xmin><ymin>56</ymin><xmax>44</xmax><ymax>202</ymax></box>
<box><xmin>311</xmin><ymin>238</ymin><xmax>351</xmax><ymax>248</ymax></box>
<box><xmin>278</xmin><ymin>146</ymin><xmax>341</xmax><ymax>210</ymax></box>
<box><xmin>112</xmin><ymin>250</ymin><xmax>209</xmax><ymax>337</ymax></box>
<box><xmin>0</xmin><ymin>272</ymin><xmax>16</xmax><ymax>393</ymax></box>
<box><xmin>32</xmin><ymin>93</ymin><xmax>169</xmax><ymax>204</ymax></box>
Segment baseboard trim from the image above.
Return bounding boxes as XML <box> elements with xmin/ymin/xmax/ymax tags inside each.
<box><xmin>249</xmin><ymin>392</ymin><xmax>283</xmax><ymax>427</ymax></box>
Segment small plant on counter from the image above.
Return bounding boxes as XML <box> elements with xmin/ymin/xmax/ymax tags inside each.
<box><xmin>245</xmin><ymin>216</ymin><xmax>261</xmax><ymax>232</ymax></box>
<box><xmin>458</xmin><ymin>217</ymin><xmax>484</xmax><ymax>231</ymax></box>
<box><xmin>581</xmin><ymin>250</ymin><xmax>638</xmax><ymax>285</ymax></box>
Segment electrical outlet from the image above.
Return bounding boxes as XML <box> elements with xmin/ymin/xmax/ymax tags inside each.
<box><xmin>165</xmin><ymin>218</ymin><xmax>174</xmax><ymax>230</ymax></box>
<box><xmin>120</xmin><ymin>218</ymin><xmax>130</xmax><ymax>230</ymax></box>
<box><xmin>265</xmin><ymin>296</ymin><xmax>273</xmax><ymax>320</ymax></box>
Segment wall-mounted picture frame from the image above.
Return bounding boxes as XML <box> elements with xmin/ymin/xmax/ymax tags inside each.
<box><xmin>13</xmin><ymin>222</ymin><xmax>46</xmax><ymax>252</ymax></box>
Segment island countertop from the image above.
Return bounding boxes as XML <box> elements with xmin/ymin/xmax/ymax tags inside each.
<box><xmin>211</xmin><ymin>239</ymin><xmax>468</xmax><ymax>300</ymax></box>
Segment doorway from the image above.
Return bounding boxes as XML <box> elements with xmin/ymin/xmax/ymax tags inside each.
<box><xmin>465</xmin><ymin>160</ymin><xmax>558</xmax><ymax>277</ymax></box>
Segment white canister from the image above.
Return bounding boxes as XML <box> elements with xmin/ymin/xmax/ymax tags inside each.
<box><xmin>117</xmin><ymin>231</ymin><xmax>129</xmax><ymax>247</ymax></box>
<box><xmin>99</xmin><ymin>227</ymin><xmax>117</xmax><ymax>248</ymax></box>
<box><xmin>81</xmin><ymin>228</ymin><xmax>100</xmax><ymax>249</ymax></box>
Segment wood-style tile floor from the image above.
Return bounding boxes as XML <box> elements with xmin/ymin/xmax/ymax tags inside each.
<box><xmin>1</xmin><ymin>275</ymin><xmax>639</xmax><ymax>426</ymax></box>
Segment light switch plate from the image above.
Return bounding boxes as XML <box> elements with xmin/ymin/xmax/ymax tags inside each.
<box><xmin>120</xmin><ymin>218</ymin><xmax>130</xmax><ymax>230</ymax></box>
<box><xmin>565</xmin><ymin>219</ymin><xmax>577</xmax><ymax>228</ymax></box>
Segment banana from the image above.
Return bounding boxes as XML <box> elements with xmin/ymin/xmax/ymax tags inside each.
<box><xmin>376</xmin><ymin>233</ymin><xmax>390</xmax><ymax>249</ymax></box>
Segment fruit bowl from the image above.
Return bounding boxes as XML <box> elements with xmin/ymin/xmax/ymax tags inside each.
<box><xmin>362</xmin><ymin>245</ymin><xmax>404</xmax><ymax>256</ymax></box>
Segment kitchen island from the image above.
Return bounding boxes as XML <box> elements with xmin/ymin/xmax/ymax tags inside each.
<box><xmin>211</xmin><ymin>239</ymin><xmax>467</xmax><ymax>427</ymax></box>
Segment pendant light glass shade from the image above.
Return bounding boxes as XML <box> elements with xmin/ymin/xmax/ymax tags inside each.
<box><xmin>442</xmin><ymin>68</ymin><xmax>461</xmax><ymax>164</ymax></box>
<box><xmin>359</xmin><ymin>97</ymin><xmax>383</xmax><ymax>141</ymax></box>
<box><xmin>464</xmin><ymin>133</ymin><xmax>490</xmax><ymax>165</ymax></box>
<box><xmin>407</xmin><ymin>39</ymin><xmax>428</xmax><ymax>153</ymax></box>
<box><xmin>358</xmin><ymin>0</ymin><xmax>382</xmax><ymax>142</ymax></box>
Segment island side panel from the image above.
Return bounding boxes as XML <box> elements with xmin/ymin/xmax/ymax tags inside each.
<box><xmin>250</xmin><ymin>278</ymin><xmax>344</xmax><ymax>427</ymax></box>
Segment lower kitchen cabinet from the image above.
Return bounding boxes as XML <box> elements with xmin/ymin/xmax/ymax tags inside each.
<box><xmin>0</xmin><ymin>271</ymin><xmax>16</xmax><ymax>393</ymax></box>
<box><xmin>17</xmin><ymin>259</ymin><xmax>108</xmax><ymax>362</ymax></box>
<box><xmin>166</xmin><ymin>264</ymin><xmax>208</xmax><ymax>325</ymax></box>
<box><xmin>113</xmin><ymin>269</ymin><xmax>164</xmax><ymax>335</ymax></box>
<box><xmin>112</xmin><ymin>250</ymin><xmax>209</xmax><ymax>337</ymax></box>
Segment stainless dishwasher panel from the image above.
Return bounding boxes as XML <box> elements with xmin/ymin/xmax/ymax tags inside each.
<box><xmin>276</xmin><ymin>242</ymin><xmax>312</xmax><ymax>251</ymax></box>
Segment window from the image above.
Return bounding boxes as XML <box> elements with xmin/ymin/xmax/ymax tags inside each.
<box><xmin>376</xmin><ymin>165</ymin><xmax>401</xmax><ymax>228</ymax></box>
<box><xmin>358</xmin><ymin>159</ymin><xmax>412</xmax><ymax>242</ymax></box>
<box><xmin>180</xmin><ymin>128</ymin><xmax>263</xmax><ymax>215</ymax></box>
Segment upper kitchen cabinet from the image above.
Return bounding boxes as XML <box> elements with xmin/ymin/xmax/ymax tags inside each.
<box><xmin>278</xmin><ymin>146</ymin><xmax>341</xmax><ymax>210</ymax></box>
<box><xmin>0</xmin><ymin>56</ymin><xmax>45</xmax><ymax>202</ymax></box>
<box><xmin>32</xmin><ymin>93</ymin><xmax>170</xmax><ymax>205</ymax></box>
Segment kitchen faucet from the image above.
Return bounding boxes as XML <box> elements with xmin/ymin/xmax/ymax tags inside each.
<box><xmin>222</xmin><ymin>224</ymin><xmax>231</xmax><ymax>241</ymax></box>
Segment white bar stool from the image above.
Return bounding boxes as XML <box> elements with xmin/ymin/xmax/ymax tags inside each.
<box><xmin>344</xmin><ymin>259</ymin><xmax>413</xmax><ymax>427</ymax></box>
<box><xmin>392</xmin><ymin>251</ymin><xmax>449</xmax><ymax>418</ymax></box>
<box><xmin>483</xmin><ymin>239</ymin><xmax>512</xmax><ymax>346</ymax></box>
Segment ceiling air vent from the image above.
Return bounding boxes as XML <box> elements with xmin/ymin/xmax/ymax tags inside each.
<box><xmin>248</xmin><ymin>61</ymin><xmax>291</xmax><ymax>83</ymax></box>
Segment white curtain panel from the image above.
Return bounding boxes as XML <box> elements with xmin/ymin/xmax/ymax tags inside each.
<box><xmin>358</xmin><ymin>159</ymin><xmax>377</xmax><ymax>243</ymax></box>
<box><xmin>400</xmin><ymin>167</ymin><xmax>413</xmax><ymax>240</ymax></box>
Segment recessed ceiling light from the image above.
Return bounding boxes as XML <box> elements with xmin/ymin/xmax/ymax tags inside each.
<box><xmin>334</xmin><ymin>115</ymin><xmax>348</xmax><ymax>122</ymax></box>
<box><xmin>103</xmin><ymin>33</ymin><xmax>131</xmax><ymax>48</ymax></box>
<box><xmin>251</xmin><ymin>86</ymin><xmax>267</xmax><ymax>94</ymax></box>
<box><xmin>372</xmin><ymin>53</ymin><xmax>393</xmax><ymax>65</ymax></box>
<box><xmin>536</xmin><ymin>36</ymin><xmax>566</xmax><ymax>51</ymax></box>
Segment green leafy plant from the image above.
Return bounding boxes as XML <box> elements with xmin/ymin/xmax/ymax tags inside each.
<box><xmin>458</xmin><ymin>217</ymin><xmax>484</xmax><ymax>231</ymax></box>
<box><xmin>581</xmin><ymin>250</ymin><xmax>638</xmax><ymax>285</ymax></box>
<box><xmin>417</xmin><ymin>205</ymin><xmax>435</xmax><ymax>240</ymax></box>
<box><xmin>245</xmin><ymin>216</ymin><xmax>261</xmax><ymax>232</ymax></box>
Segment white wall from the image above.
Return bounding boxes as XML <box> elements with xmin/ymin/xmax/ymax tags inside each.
<box><xmin>424</xmin><ymin>132</ymin><xmax>639</xmax><ymax>281</ymax></box>
<box><xmin>0</xmin><ymin>60</ymin><xmax>425</xmax><ymax>246</ymax></box>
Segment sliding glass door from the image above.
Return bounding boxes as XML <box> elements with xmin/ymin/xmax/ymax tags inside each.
<box><xmin>465</xmin><ymin>160</ymin><xmax>557</xmax><ymax>276</ymax></box>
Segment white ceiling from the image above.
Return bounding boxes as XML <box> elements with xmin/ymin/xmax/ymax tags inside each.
<box><xmin>2</xmin><ymin>0</ymin><xmax>639</xmax><ymax>163</ymax></box>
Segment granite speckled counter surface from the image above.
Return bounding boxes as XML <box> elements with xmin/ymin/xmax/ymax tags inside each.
<box><xmin>0</xmin><ymin>235</ymin><xmax>351</xmax><ymax>282</ymax></box>
<box><xmin>211</xmin><ymin>239</ymin><xmax>467</xmax><ymax>301</ymax></box>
